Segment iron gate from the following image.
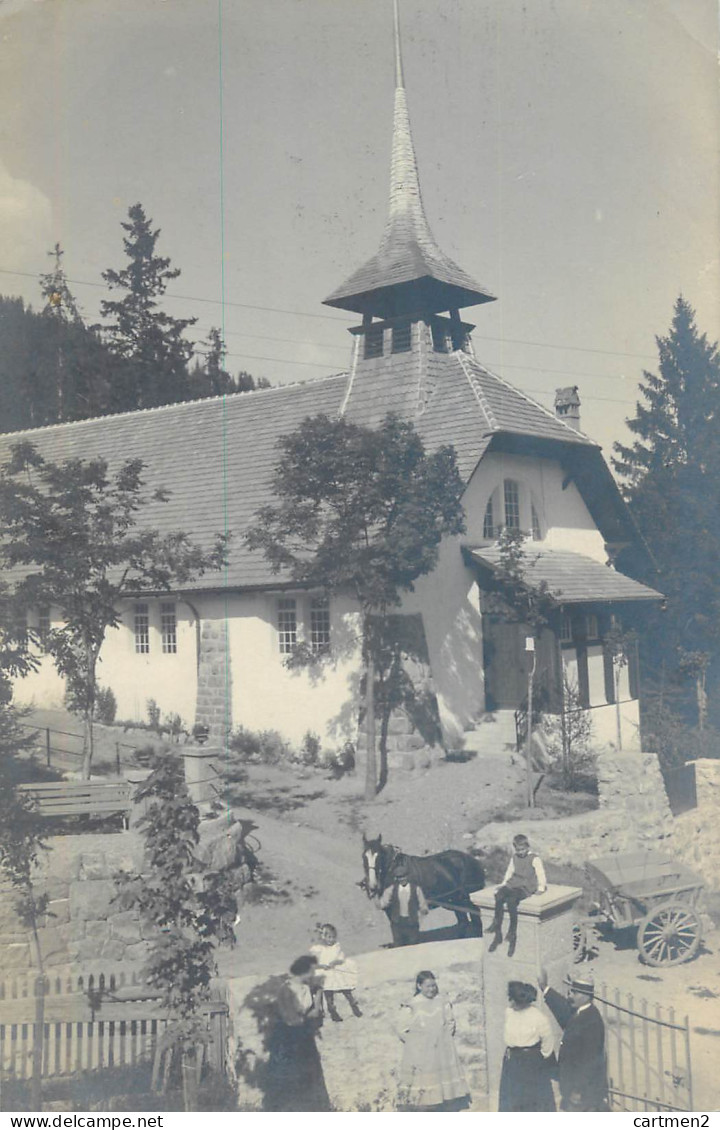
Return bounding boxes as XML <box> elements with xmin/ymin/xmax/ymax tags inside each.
<box><xmin>597</xmin><ymin>982</ymin><xmax>693</xmax><ymax>1112</ymax></box>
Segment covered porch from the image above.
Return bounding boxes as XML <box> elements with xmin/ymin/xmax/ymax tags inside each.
<box><xmin>464</xmin><ymin>545</ymin><xmax>663</xmax><ymax>750</ymax></box>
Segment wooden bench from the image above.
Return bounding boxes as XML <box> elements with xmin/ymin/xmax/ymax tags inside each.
<box><xmin>17</xmin><ymin>780</ymin><xmax>133</xmax><ymax>825</ymax></box>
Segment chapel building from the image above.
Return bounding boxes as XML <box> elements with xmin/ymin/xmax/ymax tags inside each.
<box><xmin>1</xmin><ymin>4</ymin><xmax>661</xmax><ymax>762</ymax></box>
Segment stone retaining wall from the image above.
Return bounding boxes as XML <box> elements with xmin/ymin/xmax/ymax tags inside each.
<box><xmin>1</xmin><ymin>814</ymin><xmax>254</xmax><ymax>971</ymax></box>
<box><xmin>227</xmin><ymin>938</ymin><xmax>488</xmax><ymax>1112</ymax></box>
<box><xmin>475</xmin><ymin>747</ymin><xmax>674</xmax><ymax>865</ymax></box>
<box><xmin>671</xmin><ymin>760</ymin><xmax>720</xmax><ymax>892</ymax></box>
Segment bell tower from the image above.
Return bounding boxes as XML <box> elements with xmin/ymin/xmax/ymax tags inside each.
<box><xmin>323</xmin><ymin>0</ymin><xmax>496</xmax><ymax>380</ymax></box>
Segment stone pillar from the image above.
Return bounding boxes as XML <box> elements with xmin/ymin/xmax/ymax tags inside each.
<box><xmin>194</xmin><ymin>617</ymin><xmax>232</xmax><ymax>741</ymax></box>
<box><xmin>471</xmin><ymin>884</ymin><xmax>582</xmax><ymax>1109</ymax></box>
<box><xmin>183</xmin><ymin>745</ymin><xmax>224</xmax><ymax>811</ymax></box>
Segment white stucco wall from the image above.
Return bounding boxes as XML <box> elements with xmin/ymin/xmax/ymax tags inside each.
<box><xmin>10</xmin><ymin>447</ymin><xmax>636</xmax><ymax>752</ymax></box>
<box><xmin>469</xmin><ymin>451</ymin><xmax>607</xmax><ymax>561</ymax></box>
<box><xmin>227</xmin><ymin>590</ymin><xmax>362</xmax><ymax>746</ymax></box>
<box><xmin>12</xmin><ymin>599</ymin><xmax>199</xmax><ymax>727</ymax></box>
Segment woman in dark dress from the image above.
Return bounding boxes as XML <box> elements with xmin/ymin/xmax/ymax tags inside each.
<box><xmin>498</xmin><ymin>981</ymin><xmax>556</xmax><ymax>1112</ymax></box>
<box><xmin>262</xmin><ymin>954</ymin><xmax>331</xmax><ymax>1111</ymax></box>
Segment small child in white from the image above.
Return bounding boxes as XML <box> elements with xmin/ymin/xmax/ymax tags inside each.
<box><xmin>310</xmin><ymin>923</ymin><xmax>362</xmax><ymax>1021</ymax></box>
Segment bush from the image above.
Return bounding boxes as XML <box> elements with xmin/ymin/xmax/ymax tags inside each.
<box><xmin>298</xmin><ymin>730</ymin><xmax>322</xmax><ymax>765</ymax></box>
<box><xmin>542</xmin><ymin>676</ymin><xmax>597</xmax><ymax>790</ymax></box>
<box><xmin>227</xmin><ymin>726</ymin><xmax>289</xmax><ymax>764</ymax></box>
<box><xmin>641</xmin><ymin>698</ymin><xmax>720</xmax><ymax>770</ymax></box>
<box><xmin>95</xmin><ymin>685</ymin><xmax>117</xmax><ymax>725</ymax></box>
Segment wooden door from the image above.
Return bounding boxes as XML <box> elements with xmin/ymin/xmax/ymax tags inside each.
<box><xmin>482</xmin><ymin>616</ymin><xmax>529</xmax><ymax>710</ymax></box>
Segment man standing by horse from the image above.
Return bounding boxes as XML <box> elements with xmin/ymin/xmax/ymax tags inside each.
<box><xmin>379</xmin><ymin>862</ymin><xmax>429</xmax><ymax>946</ymax></box>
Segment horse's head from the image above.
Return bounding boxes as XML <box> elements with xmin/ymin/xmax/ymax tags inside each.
<box><xmin>362</xmin><ymin>834</ymin><xmax>388</xmax><ymax>897</ymax></box>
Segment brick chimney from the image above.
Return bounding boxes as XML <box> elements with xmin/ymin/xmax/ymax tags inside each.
<box><xmin>554</xmin><ymin>386</ymin><xmax>581</xmax><ymax>430</ymax></box>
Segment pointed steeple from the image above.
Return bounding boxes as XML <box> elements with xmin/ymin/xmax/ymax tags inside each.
<box><xmin>324</xmin><ymin>0</ymin><xmax>495</xmax><ymax>320</ymax></box>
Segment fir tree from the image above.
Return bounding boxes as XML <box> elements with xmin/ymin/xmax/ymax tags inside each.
<box><xmin>37</xmin><ymin>244</ymin><xmax>116</xmax><ymax>422</ymax></box>
<box><xmin>188</xmin><ymin>328</ymin><xmax>272</xmax><ymax>400</ymax></box>
<box><xmin>613</xmin><ymin>297</ymin><xmax>720</xmax><ymax>725</ymax></box>
<box><xmin>101</xmin><ymin>203</ymin><xmax>196</xmax><ymax>410</ymax></box>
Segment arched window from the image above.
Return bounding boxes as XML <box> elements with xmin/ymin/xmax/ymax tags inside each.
<box><xmin>481</xmin><ymin>481</ymin><xmax>544</xmax><ymax>541</ymax></box>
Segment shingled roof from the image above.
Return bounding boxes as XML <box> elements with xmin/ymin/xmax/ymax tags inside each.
<box><xmin>467</xmin><ymin>545</ymin><xmax>662</xmax><ymax>604</ymax></box>
<box><xmin>0</xmin><ymin>342</ymin><xmax>619</xmax><ymax>592</ymax></box>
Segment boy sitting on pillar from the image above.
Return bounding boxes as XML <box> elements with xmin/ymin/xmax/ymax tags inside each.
<box><xmin>489</xmin><ymin>834</ymin><xmax>547</xmax><ymax>957</ymax></box>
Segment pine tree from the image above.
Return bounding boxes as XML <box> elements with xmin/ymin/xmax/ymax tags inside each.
<box><xmin>101</xmin><ymin>203</ymin><xmax>196</xmax><ymax>410</ymax></box>
<box><xmin>37</xmin><ymin>244</ymin><xmax>116</xmax><ymax>422</ymax></box>
<box><xmin>612</xmin><ymin>296</ymin><xmax>720</xmax><ymax>725</ymax></box>
<box><xmin>190</xmin><ymin>328</ymin><xmax>236</xmax><ymax>397</ymax></box>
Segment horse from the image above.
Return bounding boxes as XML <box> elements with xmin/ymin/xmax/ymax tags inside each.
<box><xmin>361</xmin><ymin>833</ymin><xmax>486</xmax><ymax>937</ymax></box>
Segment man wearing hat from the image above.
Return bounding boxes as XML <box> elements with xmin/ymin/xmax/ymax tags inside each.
<box><xmin>537</xmin><ymin>969</ymin><xmax>609</xmax><ymax>1111</ymax></box>
<box><xmin>378</xmin><ymin>862</ymin><xmax>429</xmax><ymax>947</ymax></box>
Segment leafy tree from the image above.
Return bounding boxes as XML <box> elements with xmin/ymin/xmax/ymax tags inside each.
<box><xmin>0</xmin><ymin>585</ymin><xmax>48</xmax><ymax>1108</ymax></box>
<box><xmin>115</xmin><ymin>753</ymin><xmax>237</xmax><ymax>1110</ymax></box>
<box><xmin>613</xmin><ymin>297</ymin><xmax>720</xmax><ymax>726</ymax></box>
<box><xmin>101</xmin><ymin>204</ymin><xmax>196</xmax><ymax>411</ymax></box>
<box><xmin>485</xmin><ymin>528</ymin><xmax>560</xmax><ymax>806</ymax></box>
<box><xmin>245</xmin><ymin>413</ymin><xmax>466</xmax><ymax>800</ymax></box>
<box><xmin>0</xmin><ymin>443</ymin><xmax>227</xmax><ymax>777</ymax></box>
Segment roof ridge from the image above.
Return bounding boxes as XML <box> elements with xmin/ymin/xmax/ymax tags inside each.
<box><xmin>463</xmin><ymin>355</ymin><xmax>598</xmax><ymax>446</ymax></box>
<box><xmin>454</xmin><ymin>349</ymin><xmax>498</xmax><ymax>430</ymax></box>
<box><xmin>0</xmin><ymin>371</ymin><xmax>350</xmax><ymax>440</ymax></box>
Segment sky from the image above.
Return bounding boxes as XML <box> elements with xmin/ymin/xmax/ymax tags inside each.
<box><xmin>0</xmin><ymin>0</ymin><xmax>718</xmax><ymax>457</ymax></box>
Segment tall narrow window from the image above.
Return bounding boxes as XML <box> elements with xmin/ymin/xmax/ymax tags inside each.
<box><xmin>503</xmin><ymin>479</ymin><xmax>521</xmax><ymax>530</ymax></box>
<box><xmin>559</xmin><ymin>612</ymin><xmax>572</xmax><ymax>644</ymax></box>
<box><xmin>364</xmin><ymin>325</ymin><xmax>384</xmax><ymax>359</ymax></box>
<box><xmin>310</xmin><ymin>595</ymin><xmax>331</xmax><ymax>654</ymax></box>
<box><xmin>37</xmin><ymin>605</ymin><xmax>51</xmax><ymax>651</ymax></box>
<box><xmin>161</xmin><ymin>603</ymin><xmax>177</xmax><ymax>654</ymax></box>
<box><xmin>134</xmin><ymin>603</ymin><xmax>150</xmax><ymax>654</ymax></box>
<box><xmin>531</xmin><ymin>503</ymin><xmax>541</xmax><ymax>541</ymax></box>
<box><xmin>483</xmin><ymin>496</ymin><xmax>495</xmax><ymax>539</ymax></box>
<box><xmin>277</xmin><ymin>597</ymin><xmax>297</xmax><ymax>654</ymax></box>
<box><xmin>391</xmin><ymin>322</ymin><xmax>411</xmax><ymax>354</ymax></box>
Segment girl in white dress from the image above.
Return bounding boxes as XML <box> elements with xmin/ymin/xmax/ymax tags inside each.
<box><xmin>310</xmin><ymin>923</ymin><xmax>362</xmax><ymax>1021</ymax></box>
<box><xmin>397</xmin><ymin>970</ymin><xmax>470</xmax><ymax>1110</ymax></box>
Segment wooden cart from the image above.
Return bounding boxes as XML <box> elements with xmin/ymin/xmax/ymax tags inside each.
<box><xmin>574</xmin><ymin>851</ymin><xmax>704</xmax><ymax>967</ymax></box>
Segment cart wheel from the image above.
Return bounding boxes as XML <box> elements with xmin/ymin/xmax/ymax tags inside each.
<box><xmin>637</xmin><ymin>902</ymin><xmax>702</xmax><ymax>966</ymax></box>
<box><xmin>573</xmin><ymin>922</ymin><xmax>588</xmax><ymax>963</ymax></box>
